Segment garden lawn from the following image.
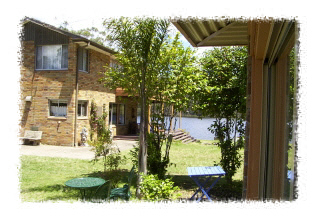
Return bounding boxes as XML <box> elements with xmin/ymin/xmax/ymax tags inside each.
<box><xmin>19</xmin><ymin>140</ymin><xmax>244</xmax><ymax>202</ymax></box>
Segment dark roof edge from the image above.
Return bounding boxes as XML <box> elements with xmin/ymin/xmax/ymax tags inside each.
<box><xmin>22</xmin><ymin>17</ymin><xmax>116</xmax><ymax>55</ymax></box>
<box><xmin>72</xmin><ymin>38</ymin><xmax>116</xmax><ymax>55</ymax></box>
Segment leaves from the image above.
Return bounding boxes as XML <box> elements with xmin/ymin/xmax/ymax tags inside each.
<box><xmin>139</xmin><ymin>173</ymin><xmax>180</xmax><ymax>201</ymax></box>
<box><xmin>100</xmin><ymin>18</ymin><xmax>205</xmax><ymax>182</ymax></box>
<box><xmin>196</xmin><ymin>46</ymin><xmax>248</xmax><ymax>184</ymax></box>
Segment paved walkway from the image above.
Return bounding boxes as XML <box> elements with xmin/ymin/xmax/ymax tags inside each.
<box><xmin>20</xmin><ymin>138</ymin><xmax>138</xmax><ymax>160</ymax></box>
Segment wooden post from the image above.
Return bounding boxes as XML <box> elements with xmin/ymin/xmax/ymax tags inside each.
<box><xmin>74</xmin><ymin>45</ymin><xmax>79</xmax><ymax>148</ymax></box>
<box><xmin>179</xmin><ymin>111</ymin><xmax>182</xmax><ymax>129</ymax></box>
<box><xmin>170</xmin><ymin>104</ymin><xmax>174</xmax><ymax>132</ymax></box>
<box><xmin>272</xmin><ymin>57</ymin><xmax>288</xmax><ymax>200</ymax></box>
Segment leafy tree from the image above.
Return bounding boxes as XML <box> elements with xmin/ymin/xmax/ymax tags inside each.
<box><xmin>196</xmin><ymin>46</ymin><xmax>247</xmax><ymax>185</ymax></box>
<box><xmin>101</xmin><ymin>18</ymin><xmax>203</xmax><ymax>193</ymax></box>
<box><xmin>145</xmin><ymin>33</ymin><xmax>202</xmax><ymax>179</ymax></box>
<box><xmin>59</xmin><ymin>21</ymin><xmax>108</xmax><ymax>46</ymax></box>
<box><xmin>100</xmin><ymin>17</ymin><xmax>170</xmax><ymax>198</ymax></box>
<box><xmin>88</xmin><ymin>102</ymin><xmax>113</xmax><ymax>173</ymax></box>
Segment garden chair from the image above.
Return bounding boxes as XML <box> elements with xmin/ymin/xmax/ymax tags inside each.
<box><xmin>91</xmin><ymin>180</ymin><xmax>111</xmax><ymax>202</ymax></box>
<box><xmin>110</xmin><ymin>166</ymin><xmax>135</xmax><ymax>201</ymax></box>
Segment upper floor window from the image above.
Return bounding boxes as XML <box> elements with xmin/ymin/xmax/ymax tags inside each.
<box><xmin>36</xmin><ymin>45</ymin><xmax>68</xmax><ymax>70</ymax></box>
<box><xmin>110</xmin><ymin>60</ymin><xmax>122</xmax><ymax>70</ymax></box>
<box><xmin>78</xmin><ymin>47</ymin><xmax>89</xmax><ymax>72</ymax></box>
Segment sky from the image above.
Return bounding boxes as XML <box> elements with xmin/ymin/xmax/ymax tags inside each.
<box><xmin>1</xmin><ymin>0</ymin><xmax>319</xmax><ymax>214</ymax></box>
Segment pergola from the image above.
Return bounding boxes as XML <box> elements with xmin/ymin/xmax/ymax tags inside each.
<box><xmin>172</xmin><ymin>18</ymin><xmax>297</xmax><ymax>200</ymax></box>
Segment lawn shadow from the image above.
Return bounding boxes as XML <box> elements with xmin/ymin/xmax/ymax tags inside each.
<box><xmin>21</xmin><ymin>184</ymin><xmax>80</xmax><ymax>201</ymax></box>
<box><xmin>169</xmin><ymin>175</ymin><xmax>243</xmax><ymax>201</ymax></box>
<box><xmin>83</xmin><ymin>168</ymin><xmax>138</xmax><ymax>189</ymax></box>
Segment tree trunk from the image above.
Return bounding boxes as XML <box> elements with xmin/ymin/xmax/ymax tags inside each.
<box><xmin>136</xmin><ymin>69</ymin><xmax>148</xmax><ymax>199</ymax></box>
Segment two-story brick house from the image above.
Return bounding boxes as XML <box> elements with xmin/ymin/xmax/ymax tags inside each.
<box><xmin>20</xmin><ymin>17</ymin><xmax>138</xmax><ymax>146</ymax></box>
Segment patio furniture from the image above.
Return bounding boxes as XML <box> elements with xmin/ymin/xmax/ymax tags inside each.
<box><xmin>91</xmin><ymin>180</ymin><xmax>111</xmax><ymax>202</ymax></box>
<box><xmin>287</xmin><ymin>170</ymin><xmax>294</xmax><ymax>182</ymax></box>
<box><xmin>20</xmin><ymin>130</ymin><xmax>42</xmax><ymax>145</ymax></box>
<box><xmin>187</xmin><ymin>166</ymin><xmax>226</xmax><ymax>202</ymax></box>
<box><xmin>65</xmin><ymin>177</ymin><xmax>106</xmax><ymax>200</ymax></box>
<box><xmin>110</xmin><ymin>166</ymin><xmax>135</xmax><ymax>201</ymax></box>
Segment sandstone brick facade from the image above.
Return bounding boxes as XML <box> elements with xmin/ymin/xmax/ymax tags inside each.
<box><xmin>20</xmin><ymin>18</ymin><xmax>137</xmax><ymax>146</ymax></box>
<box><xmin>111</xmin><ymin>96</ymin><xmax>138</xmax><ymax>136</ymax></box>
<box><xmin>20</xmin><ymin>39</ymin><xmax>78</xmax><ymax>146</ymax></box>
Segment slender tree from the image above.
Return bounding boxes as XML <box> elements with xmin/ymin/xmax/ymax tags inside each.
<box><xmin>196</xmin><ymin>46</ymin><xmax>247</xmax><ymax>185</ymax></box>
<box><xmin>101</xmin><ymin>17</ymin><xmax>170</xmax><ymax>198</ymax></box>
<box><xmin>146</xmin><ymin>33</ymin><xmax>202</xmax><ymax>179</ymax></box>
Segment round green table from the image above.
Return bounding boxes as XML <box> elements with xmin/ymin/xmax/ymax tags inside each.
<box><xmin>65</xmin><ymin>177</ymin><xmax>106</xmax><ymax>200</ymax></box>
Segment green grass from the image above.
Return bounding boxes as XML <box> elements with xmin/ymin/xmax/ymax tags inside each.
<box><xmin>166</xmin><ymin>140</ymin><xmax>243</xmax><ymax>179</ymax></box>
<box><xmin>19</xmin><ymin>140</ymin><xmax>245</xmax><ymax>202</ymax></box>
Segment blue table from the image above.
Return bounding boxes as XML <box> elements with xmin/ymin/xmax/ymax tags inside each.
<box><xmin>287</xmin><ymin>170</ymin><xmax>294</xmax><ymax>182</ymax></box>
<box><xmin>187</xmin><ymin>166</ymin><xmax>226</xmax><ymax>202</ymax></box>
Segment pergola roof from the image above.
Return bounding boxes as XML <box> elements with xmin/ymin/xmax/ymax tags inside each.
<box><xmin>171</xmin><ymin>18</ymin><xmax>249</xmax><ymax>47</ymax></box>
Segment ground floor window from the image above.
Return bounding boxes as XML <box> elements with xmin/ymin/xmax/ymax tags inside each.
<box><xmin>49</xmin><ymin>99</ymin><xmax>67</xmax><ymax>117</ymax></box>
<box><xmin>109</xmin><ymin>103</ymin><xmax>125</xmax><ymax>125</ymax></box>
<box><xmin>78</xmin><ymin>100</ymin><xmax>88</xmax><ymax>117</ymax></box>
<box><xmin>119</xmin><ymin>104</ymin><xmax>125</xmax><ymax>124</ymax></box>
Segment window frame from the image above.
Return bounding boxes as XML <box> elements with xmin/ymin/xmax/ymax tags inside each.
<box><xmin>78</xmin><ymin>100</ymin><xmax>88</xmax><ymax>118</ymax></box>
<box><xmin>36</xmin><ymin>44</ymin><xmax>68</xmax><ymax>70</ymax></box>
<box><xmin>118</xmin><ymin>104</ymin><xmax>125</xmax><ymax>125</ymax></box>
<box><xmin>109</xmin><ymin>103</ymin><xmax>117</xmax><ymax>125</ymax></box>
<box><xmin>78</xmin><ymin>47</ymin><xmax>89</xmax><ymax>73</ymax></box>
<box><xmin>48</xmin><ymin>99</ymin><xmax>68</xmax><ymax>118</ymax></box>
<box><xmin>109</xmin><ymin>103</ymin><xmax>126</xmax><ymax>125</ymax></box>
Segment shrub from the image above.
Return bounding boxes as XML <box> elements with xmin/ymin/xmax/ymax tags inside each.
<box><xmin>129</xmin><ymin>133</ymin><xmax>174</xmax><ymax>180</ymax></box>
<box><xmin>139</xmin><ymin>174</ymin><xmax>180</xmax><ymax>201</ymax></box>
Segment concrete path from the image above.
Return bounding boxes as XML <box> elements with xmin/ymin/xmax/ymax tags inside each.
<box><xmin>20</xmin><ymin>139</ymin><xmax>138</xmax><ymax>160</ymax></box>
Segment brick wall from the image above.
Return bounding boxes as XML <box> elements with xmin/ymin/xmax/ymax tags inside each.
<box><xmin>76</xmin><ymin>49</ymin><xmax>116</xmax><ymax>144</ymax></box>
<box><xmin>20</xmin><ymin>39</ymin><xmax>117</xmax><ymax>146</ymax></box>
<box><xmin>20</xmin><ymin>39</ymin><xmax>77</xmax><ymax>146</ymax></box>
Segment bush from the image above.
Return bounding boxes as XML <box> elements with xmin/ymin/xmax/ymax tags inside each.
<box><xmin>129</xmin><ymin>133</ymin><xmax>174</xmax><ymax>180</ymax></box>
<box><xmin>139</xmin><ymin>174</ymin><xmax>180</xmax><ymax>201</ymax></box>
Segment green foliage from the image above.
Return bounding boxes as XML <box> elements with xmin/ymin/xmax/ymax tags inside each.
<box><xmin>129</xmin><ymin>132</ymin><xmax>173</xmax><ymax>180</ymax></box>
<box><xmin>129</xmin><ymin>144</ymin><xmax>139</xmax><ymax>170</ymax></box>
<box><xmin>89</xmin><ymin>100</ymin><xmax>98</xmax><ymax>140</ymax></box>
<box><xmin>287</xmin><ymin>47</ymin><xmax>296</xmax><ymax>142</ymax></box>
<box><xmin>146</xmin><ymin>133</ymin><xmax>171</xmax><ymax>180</ymax></box>
<box><xmin>59</xmin><ymin>21</ymin><xmax>108</xmax><ymax>46</ymax></box>
<box><xmin>150</xmin><ymin>33</ymin><xmax>203</xmax><ymax>113</ymax></box>
<box><xmin>197</xmin><ymin>46</ymin><xmax>247</xmax><ymax>117</ymax></box>
<box><xmin>197</xmin><ymin>46</ymin><xmax>248</xmax><ymax>184</ymax></box>
<box><xmin>100</xmin><ymin>18</ymin><xmax>202</xmax><ymax>193</ymax></box>
<box><xmin>101</xmin><ymin>18</ymin><xmax>171</xmax><ymax>188</ymax></box>
<box><xmin>139</xmin><ymin>173</ymin><xmax>180</xmax><ymax>201</ymax></box>
<box><xmin>89</xmin><ymin>101</ymin><xmax>126</xmax><ymax>175</ymax></box>
<box><xmin>101</xmin><ymin>17</ymin><xmax>170</xmax><ymax>99</ymax></box>
<box><xmin>210</xmin><ymin>119</ymin><xmax>245</xmax><ymax>183</ymax></box>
